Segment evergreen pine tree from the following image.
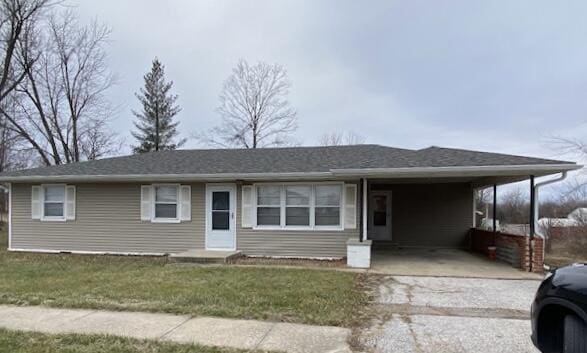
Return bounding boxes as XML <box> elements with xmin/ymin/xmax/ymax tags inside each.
<box><xmin>131</xmin><ymin>58</ymin><xmax>185</xmax><ymax>153</ymax></box>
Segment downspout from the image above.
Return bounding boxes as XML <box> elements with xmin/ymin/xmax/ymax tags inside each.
<box><xmin>362</xmin><ymin>178</ymin><xmax>368</xmax><ymax>242</ymax></box>
<box><xmin>534</xmin><ymin>172</ymin><xmax>568</xmax><ymax>237</ymax></box>
<box><xmin>492</xmin><ymin>184</ymin><xmax>497</xmax><ymax>245</ymax></box>
<box><xmin>359</xmin><ymin>179</ymin><xmax>363</xmax><ymax>242</ymax></box>
<box><xmin>532</xmin><ymin>172</ymin><xmax>568</xmax><ymax>272</ymax></box>
<box><xmin>529</xmin><ymin>176</ymin><xmax>535</xmax><ymax>272</ymax></box>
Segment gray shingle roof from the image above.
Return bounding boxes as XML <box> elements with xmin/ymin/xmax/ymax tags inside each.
<box><xmin>0</xmin><ymin>144</ymin><xmax>577</xmax><ymax>179</ymax></box>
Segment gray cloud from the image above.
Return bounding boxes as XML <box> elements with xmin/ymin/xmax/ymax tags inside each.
<box><xmin>73</xmin><ymin>0</ymin><xmax>587</xmax><ymax>171</ymax></box>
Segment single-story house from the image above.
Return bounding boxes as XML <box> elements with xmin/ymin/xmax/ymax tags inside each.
<box><xmin>0</xmin><ymin>145</ymin><xmax>580</xmax><ymax>267</ymax></box>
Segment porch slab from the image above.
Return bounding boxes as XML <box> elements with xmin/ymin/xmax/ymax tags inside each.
<box><xmin>168</xmin><ymin>250</ymin><xmax>242</xmax><ymax>264</ymax></box>
<box><xmin>368</xmin><ymin>248</ymin><xmax>543</xmax><ymax>280</ymax></box>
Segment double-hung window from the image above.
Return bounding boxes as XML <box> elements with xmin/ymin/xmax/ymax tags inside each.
<box><xmin>314</xmin><ymin>185</ymin><xmax>342</xmax><ymax>227</ymax></box>
<box><xmin>285</xmin><ymin>186</ymin><xmax>311</xmax><ymax>227</ymax></box>
<box><xmin>32</xmin><ymin>184</ymin><xmax>75</xmax><ymax>221</ymax></box>
<box><xmin>256</xmin><ymin>185</ymin><xmax>281</xmax><ymax>226</ymax></box>
<box><xmin>254</xmin><ymin>183</ymin><xmax>342</xmax><ymax>229</ymax></box>
<box><xmin>43</xmin><ymin>185</ymin><xmax>65</xmax><ymax>219</ymax></box>
<box><xmin>154</xmin><ymin>185</ymin><xmax>179</xmax><ymax>220</ymax></box>
<box><xmin>140</xmin><ymin>184</ymin><xmax>190</xmax><ymax>223</ymax></box>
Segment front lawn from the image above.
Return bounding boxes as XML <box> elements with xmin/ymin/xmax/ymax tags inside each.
<box><xmin>0</xmin><ymin>329</ymin><xmax>258</xmax><ymax>353</ymax></box>
<box><xmin>0</xmin><ymin>228</ymin><xmax>365</xmax><ymax>327</ymax></box>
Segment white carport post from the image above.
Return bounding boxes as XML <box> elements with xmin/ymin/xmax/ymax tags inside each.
<box><xmin>347</xmin><ymin>177</ymin><xmax>372</xmax><ymax>268</ymax></box>
<box><xmin>362</xmin><ymin>178</ymin><xmax>368</xmax><ymax>241</ymax></box>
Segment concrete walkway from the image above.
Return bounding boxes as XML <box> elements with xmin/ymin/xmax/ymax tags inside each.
<box><xmin>0</xmin><ymin>305</ymin><xmax>351</xmax><ymax>353</ymax></box>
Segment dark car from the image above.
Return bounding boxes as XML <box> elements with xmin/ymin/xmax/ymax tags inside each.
<box><xmin>532</xmin><ymin>263</ymin><xmax>587</xmax><ymax>353</ymax></box>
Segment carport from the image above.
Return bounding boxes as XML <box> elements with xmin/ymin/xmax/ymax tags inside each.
<box><xmin>348</xmin><ymin>157</ymin><xmax>580</xmax><ymax>275</ymax></box>
<box><xmin>360</xmin><ymin>178</ymin><xmax>538</xmax><ymax>277</ymax></box>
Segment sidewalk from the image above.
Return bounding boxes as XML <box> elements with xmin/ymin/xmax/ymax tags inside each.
<box><xmin>0</xmin><ymin>305</ymin><xmax>351</xmax><ymax>353</ymax></box>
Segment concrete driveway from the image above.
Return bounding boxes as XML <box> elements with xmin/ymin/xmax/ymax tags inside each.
<box><xmin>357</xmin><ymin>275</ymin><xmax>542</xmax><ymax>353</ymax></box>
<box><xmin>369</xmin><ymin>248</ymin><xmax>543</xmax><ymax>280</ymax></box>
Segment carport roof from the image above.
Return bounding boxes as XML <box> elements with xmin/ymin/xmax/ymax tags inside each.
<box><xmin>0</xmin><ymin>144</ymin><xmax>580</xmax><ymax>182</ymax></box>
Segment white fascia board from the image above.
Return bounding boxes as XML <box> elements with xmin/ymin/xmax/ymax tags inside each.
<box><xmin>0</xmin><ymin>172</ymin><xmax>335</xmax><ymax>183</ymax></box>
<box><xmin>330</xmin><ymin>164</ymin><xmax>582</xmax><ymax>178</ymax></box>
<box><xmin>0</xmin><ymin>163</ymin><xmax>581</xmax><ymax>183</ymax></box>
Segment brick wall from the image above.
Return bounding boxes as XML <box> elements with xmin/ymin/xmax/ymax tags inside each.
<box><xmin>470</xmin><ymin>228</ymin><xmax>544</xmax><ymax>273</ymax></box>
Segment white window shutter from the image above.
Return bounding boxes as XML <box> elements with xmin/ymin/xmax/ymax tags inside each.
<box><xmin>179</xmin><ymin>185</ymin><xmax>191</xmax><ymax>221</ymax></box>
<box><xmin>31</xmin><ymin>186</ymin><xmax>42</xmax><ymax>219</ymax></box>
<box><xmin>344</xmin><ymin>184</ymin><xmax>357</xmax><ymax>229</ymax></box>
<box><xmin>140</xmin><ymin>185</ymin><xmax>153</xmax><ymax>221</ymax></box>
<box><xmin>241</xmin><ymin>185</ymin><xmax>253</xmax><ymax>228</ymax></box>
<box><xmin>65</xmin><ymin>185</ymin><xmax>76</xmax><ymax>220</ymax></box>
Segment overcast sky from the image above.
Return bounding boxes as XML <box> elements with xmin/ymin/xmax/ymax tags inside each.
<box><xmin>73</xmin><ymin>0</ymin><xmax>586</xmax><ymax>176</ymax></box>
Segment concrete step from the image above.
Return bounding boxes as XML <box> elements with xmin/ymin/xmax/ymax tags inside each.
<box><xmin>168</xmin><ymin>250</ymin><xmax>242</xmax><ymax>264</ymax></box>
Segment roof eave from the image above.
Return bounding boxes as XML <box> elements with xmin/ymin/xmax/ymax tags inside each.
<box><xmin>0</xmin><ymin>163</ymin><xmax>581</xmax><ymax>183</ymax></box>
<box><xmin>330</xmin><ymin>163</ymin><xmax>582</xmax><ymax>178</ymax></box>
<box><xmin>0</xmin><ymin>172</ymin><xmax>335</xmax><ymax>183</ymax></box>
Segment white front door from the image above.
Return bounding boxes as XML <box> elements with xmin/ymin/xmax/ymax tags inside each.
<box><xmin>369</xmin><ymin>190</ymin><xmax>392</xmax><ymax>241</ymax></box>
<box><xmin>206</xmin><ymin>184</ymin><xmax>236</xmax><ymax>250</ymax></box>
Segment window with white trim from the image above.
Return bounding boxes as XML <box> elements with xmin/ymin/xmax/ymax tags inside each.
<box><xmin>285</xmin><ymin>185</ymin><xmax>311</xmax><ymax>226</ymax></box>
<box><xmin>314</xmin><ymin>185</ymin><xmax>342</xmax><ymax>226</ymax></box>
<box><xmin>256</xmin><ymin>185</ymin><xmax>281</xmax><ymax>226</ymax></box>
<box><xmin>43</xmin><ymin>185</ymin><xmax>65</xmax><ymax>218</ymax></box>
<box><xmin>254</xmin><ymin>183</ymin><xmax>343</xmax><ymax>230</ymax></box>
<box><xmin>154</xmin><ymin>185</ymin><xmax>178</xmax><ymax>220</ymax></box>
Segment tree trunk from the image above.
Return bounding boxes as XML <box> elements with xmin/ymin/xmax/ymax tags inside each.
<box><xmin>72</xmin><ymin>115</ymin><xmax>79</xmax><ymax>161</ymax></box>
<box><xmin>252</xmin><ymin>120</ymin><xmax>257</xmax><ymax>149</ymax></box>
<box><xmin>155</xmin><ymin>100</ymin><xmax>159</xmax><ymax>151</ymax></box>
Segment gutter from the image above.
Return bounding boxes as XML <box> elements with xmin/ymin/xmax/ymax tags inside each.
<box><xmin>0</xmin><ymin>172</ymin><xmax>335</xmax><ymax>183</ymax></box>
<box><xmin>534</xmin><ymin>172</ymin><xmax>569</xmax><ymax>238</ymax></box>
<box><xmin>0</xmin><ymin>163</ymin><xmax>580</xmax><ymax>183</ymax></box>
<box><xmin>331</xmin><ymin>163</ymin><xmax>581</xmax><ymax>176</ymax></box>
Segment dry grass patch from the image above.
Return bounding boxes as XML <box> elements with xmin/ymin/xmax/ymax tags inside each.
<box><xmin>0</xmin><ymin>328</ymin><xmax>264</xmax><ymax>353</ymax></box>
<box><xmin>0</xmin><ymin>228</ymin><xmax>366</xmax><ymax>327</ymax></box>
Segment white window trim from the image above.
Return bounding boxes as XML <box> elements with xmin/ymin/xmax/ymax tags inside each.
<box><xmin>151</xmin><ymin>184</ymin><xmax>181</xmax><ymax>223</ymax></box>
<box><xmin>40</xmin><ymin>184</ymin><xmax>67</xmax><ymax>222</ymax></box>
<box><xmin>252</xmin><ymin>182</ymin><xmax>345</xmax><ymax>231</ymax></box>
<box><xmin>284</xmin><ymin>185</ymin><xmax>312</xmax><ymax>229</ymax></box>
<box><xmin>255</xmin><ymin>185</ymin><xmax>282</xmax><ymax>228</ymax></box>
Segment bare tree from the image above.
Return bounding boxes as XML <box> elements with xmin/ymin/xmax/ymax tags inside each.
<box><xmin>546</xmin><ymin>135</ymin><xmax>586</xmax><ymax>214</ymax></box>
<box><xmin>3</xmin><ymin>9</ymin><xmax>119</xmax><ymax>165</ymax></box>
<box><xmin>540</xmin><ymin>178</ymin><xmax>587</xmax><ymax>218</ymax></box>
<box><xmin>496</xmin><ymin>188</ymin><xmax>530</xmax><ymax>225</ymax></box>
<box><xmin>0</xmin><ymin>0</ymin><xmax>56</xmax><ymax>170</ymax></box>
<box><xmin>474</xmin><ymin>187</ymin><xmax>492</xmax><ymax>225</ymax></box>
<box><xmin>199</xmin><ymin>59</ymin><xmax>297</xmax><ymax>148</ymax></box>
<box><xmin>0</xmin><ymin>96</ymin><xmax>36</xmax><ymax>171</ymax></box>
<box><xmin>318</xmin><ymin>131</ymin><xmax>365</xmax><ymax>146</ymax></box>
<box><xmin>79</xmin><ymin>117</ymin><xmax>122</xmax><ymax>160</ymax></box>
<box><xmin>0</xmin><ymin>0</ymin><xmax>55</xmax><ymax>105</ymax></box>
<box><xmin>548</xmin><ymin>136</ymin><xmax>587</xmax><ymax>159</ymax></box>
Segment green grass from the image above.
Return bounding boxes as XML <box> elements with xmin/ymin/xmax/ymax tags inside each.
<box><xmin>0</xmin><ymin>228</ymin><xmax>365</xmax><ymax>327</ymax></box>
<box><xmin>0</xmin><ymin>328</ymin><xmax>259</xmax><ymax>353</ymax></box>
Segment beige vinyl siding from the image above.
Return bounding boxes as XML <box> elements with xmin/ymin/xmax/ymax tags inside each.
<box><xmin>11</xmin><ymin>183</ymin><xmax>205</xmax><ymax>253</ymax></box>
<box><xmin>236</xmin><ymin>182</ymin><xmax>360</xmax><ymax>258</ymax></box>
<box><xmin>11</xmin><ymin>181</ymin><xmax>359</xmax><ymax>258</ymax></box>
<box><xmin>372</xmin><ymin>183</ymin><xmax>473</xmax><ymax>247</ymax></box>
